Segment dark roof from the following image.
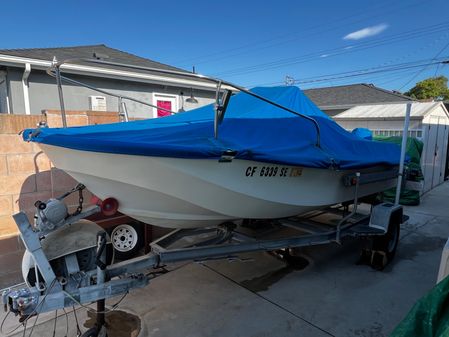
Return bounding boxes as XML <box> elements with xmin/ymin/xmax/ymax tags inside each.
<box><xmin>303</xmin><ymin>83</ymin><xmax>413</xmax><ymax>109</ymax></box>
<box><xmin>0</xmin><ymin>44</ymin><xmax>188</xmax><ymax>74</ymax></box>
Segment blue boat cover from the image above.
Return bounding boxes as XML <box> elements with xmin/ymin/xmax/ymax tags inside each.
<box><xmin>23</xmin><ymin>86</ymin><xmax>401</xmax><ymax>169</ymax></box>
<box><xmin>352</xmin><ymin>127</ymin><xmax>373</xmax><ymax>140</ymax></box>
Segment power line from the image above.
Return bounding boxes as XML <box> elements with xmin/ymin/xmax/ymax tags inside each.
<box><xmin>295</xmin><ymin>60</ymin><xmax>448</xmax><ymax>85</ymax></box>
<box><xmin>171</xmin><ymin>0</ymin><xmax>402</xmax><ymax>66</ymax></box>
<box><xmin>398</xmin><ymin>39</ymin><xmax>449</xmax><ymax>90</ymax></box>
<box><xmin>244</xmin><ymin>30</ymin><xmax>449</xmax><ymax>88</ymax></box>
<box><xmin>248</xmin><ymin>58</ymin><xmax>449</xmax><ymax>87</ymax></box>
<box><xmin>299</xmin><ymin>67</ymin><xmax>428</xmax><ymax>89</ymax></box>
<box><xmin>178</xmin><ymin>0</ymin><xmax>429</xmax><ymax>68</ymax></box>
<box><xmin>211</xmin><ymin>22</ymin><xmax>449</xmax><ymax>77</ymax></box>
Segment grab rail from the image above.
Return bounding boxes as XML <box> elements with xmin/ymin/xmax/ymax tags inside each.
<box><xmin>49</xmin><ymin>57</ymin><xmax>322</xmax><ymax>147</ymax></box>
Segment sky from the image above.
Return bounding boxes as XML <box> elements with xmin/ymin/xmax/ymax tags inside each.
<box><xmin>2</xmin><ymin>0</ymin><xmax>449</xmax><ymax>92</ymax></box>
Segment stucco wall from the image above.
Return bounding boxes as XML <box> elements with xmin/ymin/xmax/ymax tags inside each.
<box><xmin>7</xmin><ymin>68</ymin><xmax>216</xmax><ymax>118</ymax></box>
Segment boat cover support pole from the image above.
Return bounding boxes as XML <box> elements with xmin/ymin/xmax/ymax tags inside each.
<box><xmin>395</xmin><ymin>103</ymin><xmax>412</xmax><ymax>205</ymax></box>
<box><xmin>50</xmin><ymin>58</ymin><xmax>321</xmax><ymax>145</ymax></box>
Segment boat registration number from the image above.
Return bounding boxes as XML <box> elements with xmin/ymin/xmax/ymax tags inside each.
<box><xmin>245</xmin><ymin>166</ymin><xmax>302</xmax><ymax>177</ymax></box>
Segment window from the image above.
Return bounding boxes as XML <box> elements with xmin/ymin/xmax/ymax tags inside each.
<box><xmin>372</xmin><ymin>129</ymin><xmax>422</xmax><ymax>139</ymax></box>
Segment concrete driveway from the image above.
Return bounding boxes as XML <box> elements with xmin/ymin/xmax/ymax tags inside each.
<box><xmin>2</xmin><ymin>182</ymin><xmax>449</xmax><ymax>337</ymax></box>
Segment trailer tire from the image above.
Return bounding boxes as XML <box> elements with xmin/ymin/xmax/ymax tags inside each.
<box><xmin>110</xmin><ymin>222</ymin><xmax>144</xmax><ymax>260</ymax></box>
<box><xmin>81</xmin><ymin>327</ymin><xmax>98</xmax><ymax>337</ymax></box>
<box><xmin>371</xmin><ymin>219</ymin><xmax>400</xmax><ymax>269</ymax></box>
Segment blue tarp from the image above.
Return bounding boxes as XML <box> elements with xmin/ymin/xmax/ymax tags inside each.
<box><xmin>352</xmin><ymin>128</ymin><xmax>373</xmax><ymax>140</ymax></box>
<box><xmin>23</xmin><ymin>86</ymin><xmax>402</xmax><ymax>170</ymax></box>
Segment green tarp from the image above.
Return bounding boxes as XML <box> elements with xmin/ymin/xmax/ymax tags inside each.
<box><xmin>374</xmin><ymin>136</ymin><xmax>424</xmax><ymax>206</ymax></box>
<box><xmin>390</xmin><ymin>275</ymin><xmax>449</xmax><ymax>337</ymax></box>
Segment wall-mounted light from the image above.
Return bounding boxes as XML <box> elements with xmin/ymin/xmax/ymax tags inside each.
<box><xmin>178</xmin><ymin>92</ymin><xmax>185</xmax><ymax>112</ymax></box>
<box><xmin>185</xmin><ymin>66</ymin><xmax>199</xmax><ymax>104</ymax></box>
<box><xmin>185</xmin><ymin>88</ymin><xmax>198</xmax><ymax>104</ymax></box>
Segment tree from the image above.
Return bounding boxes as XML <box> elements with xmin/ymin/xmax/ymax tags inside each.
<box><xmin>404</xmin><ymin>76</ymin><xmax>449</xmax><ymax>101</ymax></box>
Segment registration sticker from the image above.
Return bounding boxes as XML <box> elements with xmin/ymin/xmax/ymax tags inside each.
<box><xmin>290</xmin><ymin>167</ymin><xmax>303</xmax><ymax>177</ymax></box>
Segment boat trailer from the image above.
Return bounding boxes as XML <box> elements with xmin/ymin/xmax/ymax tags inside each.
<box><xmin>2</xmin><ymin>179</ymin><xmax>407</xmax><ymax>336</ymax></box>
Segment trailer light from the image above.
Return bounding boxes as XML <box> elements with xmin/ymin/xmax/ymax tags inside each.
<box><xmin>91</xmin><ymin>195</ymin><xmax>102</xmax><ymax>205</ymax></box>
<box><xmin>101</xmin><ymin>198</ymin><xmax>119</xmax><ymax>216</ymax></box>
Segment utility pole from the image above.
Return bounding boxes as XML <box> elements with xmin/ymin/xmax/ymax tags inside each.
<box><xmin>284</xmin><ymin>75</ymin><xmax>295</xmax><ymax>86</ymax></box>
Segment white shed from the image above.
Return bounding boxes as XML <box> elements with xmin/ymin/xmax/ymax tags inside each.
<box><xmin>333</xmin><ymin>102</ymin><xmax>449</xmax><ymax>194</ymax></box>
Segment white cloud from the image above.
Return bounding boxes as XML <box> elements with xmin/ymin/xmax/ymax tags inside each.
<box><xmin>343</xmin><ymin>23</ymin><xmax>388</xmax><ymax>40</ymax></box>
<box><xmin>320</xmin><ymin>54</ymin><xmax>329</xmax><ymax>58</ymax></box>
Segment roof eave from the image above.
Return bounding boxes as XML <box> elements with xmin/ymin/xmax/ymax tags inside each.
<box><xmin>318</xmin><ymin>101</ymin><xmax>415</xmax><ymax>110</ymax></box>
<box><xmin>0</xmin><ymin>54</ymin><xmax>222</xmax><ymax>91</ymax></box>
<box><xmin>333</xmin><ymin>116</ymin><xmax>423</xmax><ymax>121</ymax></box>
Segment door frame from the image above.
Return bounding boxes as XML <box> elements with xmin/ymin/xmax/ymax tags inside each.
<box><xmin>152</xmin><ymin>93</ymin><xmax>178</xmax><ymax>118</ymax></box>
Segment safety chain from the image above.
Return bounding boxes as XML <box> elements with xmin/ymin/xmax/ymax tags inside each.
<box><xmin>74</xmin><ymin>187</ymin><xmax>84</xmax><ymax>216</ymax></box>
<box><xmin>60</xmin><ymin>183</ymin><xmax>85</xmax><ymax>218</ymax></box>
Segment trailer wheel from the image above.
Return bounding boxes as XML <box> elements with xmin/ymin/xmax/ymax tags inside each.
<box><xmin>371</xmin><ymin>219</ymin><xmax>400</xmax><ymax>270</ymax></box>
<box><xmin>110</xmin><ymin>222</ymin><xmax>144</xmax><ymax>260</ymax></box>
<box><xmin>81</xmin><ymin>327</ymin><xmax>98</xmax><ymax>337</ymax></box>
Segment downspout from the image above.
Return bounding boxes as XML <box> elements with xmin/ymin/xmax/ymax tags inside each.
<box><xmin>22</xmin><ymin>63</ymin><xmax>31</xmax><ymax>115</ymax></box>
<box><xmin>5</xmin><ymin>81</ymin><xmax>11</xmax><ymax>114</ymax></box>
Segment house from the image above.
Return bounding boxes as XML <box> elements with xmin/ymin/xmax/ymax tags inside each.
<box><xmin>0</xmin><ymin>44</ymin><xmax>218</xmax><ymax>118</ymax></box>
<box><xmin>303</xmin><ymin>83</ymin><xmax>413</xmax><ymax>116</ymax></box>
<box><xmin>334</xmin><ymin>102</ymin><xmax>449</xmax><ymax>193</ymax></box>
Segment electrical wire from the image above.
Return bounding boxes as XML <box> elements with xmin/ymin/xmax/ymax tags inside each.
<box><xmin>251</xmin><ymin>57</ymin><xmax>448</xmax><ymax>88</ymax></box>
<box><xmin>298</xmin><ymin>67</ymin><xmax>426</xmax><ymax>89</ymax></box>
<box><xmin>26</xmin><ymin>314</ymin><xmax>40</xmax><ymax>337</ymax></box>
<box><xmin>1</xmin><ymin>278</ymin><xmax>57</xmax><ymax>335</ymax></box>
<box><xmin>296</xmin><ymin>59</ymin><xmax>442</xmax><ymax>82</ymax></box>
<box><xmin>173</xmin><ymin>0</ymin><xmax>397</xmax><ymax>65</ymax></box>
<box><xmin>212</xmin><ymin>22</ymin><xmax>449</xmax><ymax>77</ymax></box>
<box><xmin>62</xmin><ymin>290</ymin><xmax>129</xmax><ymax>315</ymax></box>
<box><xmin>21</xmin><ymin>318</ymin><xmax>27</xmax><ymax>337</ymax></box>
<box><xmin>62</xmin><ymin>308</ymin><xmax>69</xmax><ymax>337</ymax></box>
<box><xmin>25</xmin><ymin>279</ymin><xmax>59</xmax><ymax>337</ymax></box>
<box><xmin>51</xmin><ymin>310</ymin><xmax>57</xmax><ymax>337</ymax></box>
<box><xmin>174</xmin><ymin>0</ymin><xmax>428</xmax><ymax>67</ymax></box>
<box><xmin>434</xmin><ymin>62</ymin><xmax>441</xmax><ymax>77</ymax></box>
<box><xmin>398</xmin><ymin>40</ymin><xmax>449</xmax><ymax>90</ymax></box>
<box><xmin>73</xmin><ymin>305</ymin><xmax>82</xmax><ymax>337</ymax></box>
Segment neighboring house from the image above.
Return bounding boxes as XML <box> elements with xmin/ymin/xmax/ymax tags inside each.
<box><xmin>0</xmin><ymin>44</ymin><xmax>217</xmax><ymax>118</ymax></box>
<box><xmin>303</xmin><ymin>83</ymin><xmax>413</xmax><ymax>116</ymax></box>
<box><xmin>334</xmin><ymin>102</ymin><xmax>449</xmax><ymax>193</ymax></box>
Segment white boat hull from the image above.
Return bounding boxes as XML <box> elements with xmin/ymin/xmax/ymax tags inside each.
<box><xmin>40</xmin><ymin>144</ymin><xmax>397</xmax><ymax>228</ymax></box>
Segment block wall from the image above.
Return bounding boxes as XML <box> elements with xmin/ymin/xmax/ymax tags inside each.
<box><xmin>0</xmin><ymin>111</ymin><xmax>121</xmax><ymax>287</ymax></box>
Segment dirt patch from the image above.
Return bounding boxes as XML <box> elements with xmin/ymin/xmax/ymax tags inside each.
<box><xmin>84</xmin><ymin>310</ymin><xmax>141</xmax><ymax>337</ymax></box>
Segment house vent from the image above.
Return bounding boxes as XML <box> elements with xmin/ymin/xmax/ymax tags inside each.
<box><xmin>89</xmin><ymin>96</ymin><xmax>107</xmax><ymax>111</ymax></box>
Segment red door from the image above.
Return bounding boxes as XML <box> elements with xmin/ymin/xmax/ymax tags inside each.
<box><xmin>157</xmin><ymin>100</ymin><xmax>172</xmax><ymax>117</ymax></box>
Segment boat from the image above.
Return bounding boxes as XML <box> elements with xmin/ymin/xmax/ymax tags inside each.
<box><xmin>23</xmin><ymin>85</ymin><xmax>401</xmax><ymax>229</ymax></box>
